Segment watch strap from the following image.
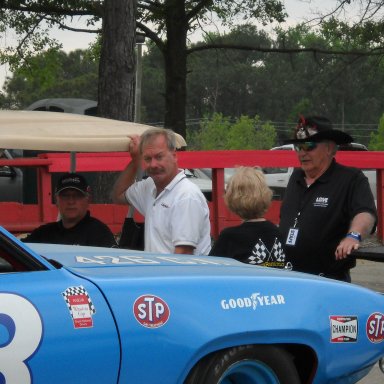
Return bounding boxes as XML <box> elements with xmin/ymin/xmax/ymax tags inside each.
<box><xmin>346</xmin><ymin>231</ymin><xmax>362</xmax><ymax>242</ymax></box>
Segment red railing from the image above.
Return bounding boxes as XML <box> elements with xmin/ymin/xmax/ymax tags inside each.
<box><xmin>1</xmin><ymin>150</ymin><xmax>384</xmax><ymax>241</ymax></box>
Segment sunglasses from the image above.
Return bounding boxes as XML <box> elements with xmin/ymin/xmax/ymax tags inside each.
<box><xmin>294</xmin><ymin>142</ymin><xmax>318</xmax><ymax>152</ymax></box>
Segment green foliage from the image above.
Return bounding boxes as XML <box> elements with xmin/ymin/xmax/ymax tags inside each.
<box><xmin>255</xmin><ymin>120</ymin><xmax>277</xmax><ymax>149</ymax></box>
<box><xmin>195</xmin><ymin>113</ymin><xmax>232</xmax><ymax>150</ymax></box>
<box><xmin>1</xmin><ymin>49</ymin><xmax>98</xmax><ymax>109</ymax></box>
<box><xmin>211</xmin><ymin>0</ymin><xmax>286</xmax><ymax>26</ymax></box>
<box><xmin>288</xmin><ymin>99</ymin><xmax>312</xmax><ymax>122</ymax></box>
<box><xmin>190</xmin><ymin>113</ymin><xmax>277</xmax><ymax>150</ymax></box>
<box><xmin>227</xmin><ymin>115</ymin><xmax>258</xmax><ymax>149</ymax></box>
<box><xmin>369</xmin><ymin>114</ymin><xmax>384</xmax><ymax>150</ymax></box>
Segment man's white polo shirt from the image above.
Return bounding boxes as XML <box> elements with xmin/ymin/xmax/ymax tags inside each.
<box><xmin>125</xmin><ymin>170</ymin><xmax>211</xmax><ymax>255</ymax></box>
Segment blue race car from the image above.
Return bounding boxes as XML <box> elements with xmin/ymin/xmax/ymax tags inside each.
<box><xmin>0</xmin><ymin>225</ymin><xmax>383</xmax><ymax>384</ymax></box>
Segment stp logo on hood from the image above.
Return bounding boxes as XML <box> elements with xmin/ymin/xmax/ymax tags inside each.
<box><xmin>366</xmin><ymin>312</ymin><xmax>384</xmax><ymax>343</ymax></box>
<box><xmin>133</xmin><ymin>294</ymin><xmax>170</xmax><ymax>328</ymax></box>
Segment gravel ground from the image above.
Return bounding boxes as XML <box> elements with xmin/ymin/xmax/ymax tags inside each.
<box><xmin>352</xmin><ymin>235</ymin><xmax>384</xmax><ymax>291</ymax></box>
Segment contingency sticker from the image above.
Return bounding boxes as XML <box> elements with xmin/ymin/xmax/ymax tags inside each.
<box><xmin>133</xmin><ymin>294</ymin><xmax>170</xmax><ymax>328</ymax></box>
<box><xmin>366</xmin><ymin>312</ymin><xmax>384</xmax><ymax>343</ymax></box>
<box><xmin>62</xmin><ymin>286</ymin><xmax>96</xmax><ymax>329</ymax></box>
<box><xmin>330</xmin><ymin>315</ymin><xmax>358</xmax><ymax>343</ymax></box>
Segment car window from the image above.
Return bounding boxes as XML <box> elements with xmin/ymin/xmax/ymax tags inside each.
<box><xmin>0</xmin><ymin>232</ymin><xmax>49</xmax><ymax>273</ymax></box>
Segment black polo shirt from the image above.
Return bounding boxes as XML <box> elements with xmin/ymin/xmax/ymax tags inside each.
<box><xmin>23</xmin><ymin>211</ymin><xmax>117</xmax><ymax>248</ymax></box>
<box><xmin>279</xmin><ymin>160</ymin><xmax>377</xmax><ymax>276</ymax></box>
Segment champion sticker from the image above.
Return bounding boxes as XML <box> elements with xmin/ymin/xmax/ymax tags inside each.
<box><xmin>366</xmin><ymin>312</ymin><xmax>384</xmax><ymax>343</ymax></box>
<box><xmin>133</xmin><ymin>294</ymin><xmax>170</xmax><ymax>328</ymax></box>
<box><xmin>330</xmin><ymin>315</ymin><xmax>358</xmax><ymax>343</ymax></box>
<box><xmin>62</xmin><ymin>286</ymin><xmax>96</xmax><ymax>329</ymax></box>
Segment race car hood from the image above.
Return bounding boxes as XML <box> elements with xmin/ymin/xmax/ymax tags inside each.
<box><xmin>27</xmin><ymin>242</ymin><xmax>316</xmax><ymax>280</ymax></box>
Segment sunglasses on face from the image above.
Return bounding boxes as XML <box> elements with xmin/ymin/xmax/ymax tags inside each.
<box><xmin>294</xmin><ymin>142</ymin><xmax>318</xmax><ymax>152</ymax></box>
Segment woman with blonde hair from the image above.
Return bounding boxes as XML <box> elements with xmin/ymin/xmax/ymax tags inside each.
<box><xmin>209</xmin><ymin>167</ymin><xmax>287</xmax><ymax>269</ymax></box>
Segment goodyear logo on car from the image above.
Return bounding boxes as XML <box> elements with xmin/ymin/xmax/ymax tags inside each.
<box><xmin>221</xmin><ymin>292</ymin><xmax>285</xmax><ymax>310</ymax></box>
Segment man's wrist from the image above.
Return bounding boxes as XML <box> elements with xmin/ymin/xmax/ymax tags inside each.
<box><xmin>346</xmin><ymin>231</ymin><xmax>362</xmax><ymax>242</ymax></box>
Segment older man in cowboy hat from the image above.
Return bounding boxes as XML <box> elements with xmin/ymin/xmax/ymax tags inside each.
<box><xmin>279</xmin><ymin>115</ymin><xmax>377</xmax><ymax>282</ymax></box>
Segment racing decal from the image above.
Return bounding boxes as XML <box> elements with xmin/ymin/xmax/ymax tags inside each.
<box><xmin>0</xmin><ymin>293</ymin><xmax>43</xmax><ymax>383</ymax></box>
<box><xmin>62</xmin><ymin>286</ymin><xmax>96</xmax><ymax>329</ymax></box>
<box><xmin>75</xmin><ymin>255</ymin><xmax>232</xmax><ymax>266</ymax></box>
<box><xmin>221</xmin><ymin>292</ymin><xmax>285</xmax><ymax>310</ymax></box>
<box><xmin>330</xmin><ymin>316</ymin><xmax>358</xmax><ymax>343</ymax></box>
<box><xmin>366</xmin><ymin>312</ymin><xmax>384</xmax><ymax>343</ymax></box>
<box><xmin>133</xmin><ymin>294</ymin><xmax>170</xmax><ymax>328</ymax></box>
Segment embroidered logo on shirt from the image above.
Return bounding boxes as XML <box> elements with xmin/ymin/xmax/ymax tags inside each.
<box><xmin>161</xmin><ymin>202</ymin><xmax>170</xmax><ymax>208</ymax></box>
<box><xmin>248</xmin><ymin>238</ymin><xmax>286</xmax><ymax>268</ymax></box>
<box><xmin>314</xmin><ymin>196</ymin><xmax>329</xmax><ymax>207</ymax></box>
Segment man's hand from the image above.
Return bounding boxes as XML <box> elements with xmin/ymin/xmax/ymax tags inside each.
<box><xmin>128</xmin><ymin>134</ymin><xmax>141</xmax><ymax>159</ymax></box>
<box><xmin>335</xmin><ymin>237</ymin><xmax>360</xmax><ymax>259</ymax></box>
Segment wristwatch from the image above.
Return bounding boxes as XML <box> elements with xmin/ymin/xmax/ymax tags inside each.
<box><xmin>346</xmin><ymin>231</ymin><xmax>362</xmax><ymax>242</ymax></box>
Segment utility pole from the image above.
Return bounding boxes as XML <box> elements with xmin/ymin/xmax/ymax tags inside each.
<box><xmin>134</xmin><ymin>34</ymin><xmax>145</xmax><ymax>123</ymax></box>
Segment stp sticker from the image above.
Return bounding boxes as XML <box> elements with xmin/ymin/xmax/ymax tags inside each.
<box><xmin>366</xmin><ymin>312</ymin><xmax>384</xmax><ymax>343</ymax></box>
<box><xmin>330</xmin><ymin>316</ymin><xmax>358</xmax><ymax>343</ymax></box>
<box><xmin>133</xmin><ymin>294</ymin><xmax>170</xmax><ymax>328</ymax></box>
<box><xmin>62</xmin><ymin>286</ymin><xmax>96</xmax><ymax>329</ymax></box>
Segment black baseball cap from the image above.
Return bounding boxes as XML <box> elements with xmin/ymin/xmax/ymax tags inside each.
<box><xmin>55</xmin><ymin>173</ymin><xmax>90</xmax><ymax>195</ymax></box>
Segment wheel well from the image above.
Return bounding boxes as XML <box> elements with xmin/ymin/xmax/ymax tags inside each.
<box><xmin>185</xmin><ymin>343</ymin><xmax>317</xmax><ymax>384</ymax></box>
<box><xmin>284</xmin><ymin>344</ymin><xmax>318</xmax><ymax>383</ymax></box>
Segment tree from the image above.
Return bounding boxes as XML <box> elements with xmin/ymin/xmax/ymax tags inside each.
<box><xmin>0</xmin><ymin>0</ymin><xmax>136</xmax><ymax>122</ymax></box>
<box><xmin>142</xmin><ymin>22</ymin><xmax>384</xmax><ymax>143</ymax></box>
<box><xmin>0</xmin><ymin>0</ymin><xmax>286</xmax><ymax>136</ymax></box>
<box><xmin>192</xmin><ymin>113</ymin><xmax>277</xmax><ymax>150</ymax></box>
<box><xmin>2</xmin><ymin>49</ymin><xmax>98</xmax><ymax>108</ymax></box>
<box><xmin>369</xmin><ymin>114</ymin><xmax>384</xmax><ymax>150</ymax></box>
<box><xmin>137</xmin><ymin>0</ymin><xmax>285</xmax><ymax>137</ymax></box>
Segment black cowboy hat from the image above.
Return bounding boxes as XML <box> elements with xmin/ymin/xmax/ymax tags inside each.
<box><xmin>284</xmin><ymin>115</ymin><xmax>353</xmax><ymax>145</ymax></box>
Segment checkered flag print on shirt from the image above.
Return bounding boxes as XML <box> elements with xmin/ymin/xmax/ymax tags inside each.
<box><xmin>248</xmin><ymin>241</ymin><xmax>269</xmax><ymax>264</ymax></box>
<box><xmin>248</xmin><ymin>238</ymin><xmax>285</xmax><ymax>265</ymax></box>
<box><xmin>272</xmin><ymin>240</ymin><xmax>285</xmax><ymax>262</ymax></box>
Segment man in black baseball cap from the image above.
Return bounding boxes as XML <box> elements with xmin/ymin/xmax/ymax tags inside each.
<box><xmin>23</xmin><ymin>172</ymin><xmax>117</xmax><ymax>247</ymax></box>
<box><xmin>55</xmin><ymin>173</ymin><xmax>90</xmax><ymax>195</ymax></box>
<box><xmin>279</xmin><ymin>115</ymin><xmax>376</xmax><ymax>282</ymax></box>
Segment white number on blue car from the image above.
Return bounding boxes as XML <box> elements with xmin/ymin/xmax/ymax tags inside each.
<box><xmin>0</xmin><ymin>293</ymin><xmax>42</xmax><ymax>383</ymax></box>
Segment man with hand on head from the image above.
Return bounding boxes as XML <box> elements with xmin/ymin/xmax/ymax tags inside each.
<box><xmin>279</xmin><ymin>115</ymin><xmax>377</xmax><ymax>282</ymax></box>
<box><xmin>111</xmin><ymin>127</ymin><xmax>211</xmax><ymax>255</ymax></box>
<box><xmin>23</xmin><ymin>172</ymin><xmax>117</xmax><ymax>247</ymax></box>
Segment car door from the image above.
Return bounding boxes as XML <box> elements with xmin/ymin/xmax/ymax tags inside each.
<box><xmin>0</xmin><ymin>230</ymin><xmax>121</xmax><ymax>383</ymax></box>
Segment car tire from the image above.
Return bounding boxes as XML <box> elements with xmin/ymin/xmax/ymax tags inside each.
<box><xmin>185</xmin><ymin>344</ymin><xmax>301</xmax><ymax>384</ymax></box>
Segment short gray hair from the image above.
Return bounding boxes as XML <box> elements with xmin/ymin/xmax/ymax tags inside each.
<box><xmin>139</xmin><ymin>128</ymin><xmax>176</xmax><ymax>153</ymax></box>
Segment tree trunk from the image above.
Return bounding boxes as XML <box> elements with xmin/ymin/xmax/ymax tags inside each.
<box><xmin>96</xmin><ymin>0</ymin><xmax>137</xmax><ymax>203</ymax></box>
<box><xmin>98</xmin><ymin>0</ymin><xmax>136</xmax><ymax>121</ymax></box>
<box><xmin>163</xmin><ymin>0</ymin><xmax>188</xmax><ymax>138</ymax></box>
